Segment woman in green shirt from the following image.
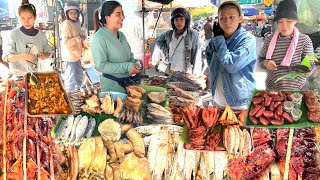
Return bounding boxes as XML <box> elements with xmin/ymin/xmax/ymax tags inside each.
<box><xmin>91</xmin><ymin>1</ymin><xmax>141</xmax><ymax>93</ymax></box>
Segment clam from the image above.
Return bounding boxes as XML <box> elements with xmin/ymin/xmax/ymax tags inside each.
<box><xmin>147</xmin><ymin>92</ymin><xmax>166</xmax><ymax>104</ymax></box>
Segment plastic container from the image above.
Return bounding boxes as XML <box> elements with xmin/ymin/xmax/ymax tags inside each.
<box><xmin>294</xmin><ymin>99</ymin><xmax>302</xmax><ymax>108</ymax></box>
<box><xmin>284</xmin><ymin>101</ymin><xmax>294</xmax><ymax>112</ymax></box>
<box><xmin>291</xmin><ymin>108</ymin><xmax>302</xmax><ymax>121</ymax></box>
<box><xmin>291</xmin><ymin>92</ymin><xmax>302</xmax><ymax>103</ymax></box>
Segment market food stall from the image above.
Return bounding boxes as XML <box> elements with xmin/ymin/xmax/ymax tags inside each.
<box><xmin>0</xmin><ymin>68</ymin><xmax>319</xmax><ymax>179</ymax></box>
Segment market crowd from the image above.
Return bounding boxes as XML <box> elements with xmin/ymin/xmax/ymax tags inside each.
<box><xmin>0</xmin><ymin>0</ymin><xmax>315</xmax><ymax>110</ymax></box>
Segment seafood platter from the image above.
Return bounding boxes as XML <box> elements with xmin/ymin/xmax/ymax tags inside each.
<box><xmin>246</xmin><ymin>90</ymin><xmax>320</xmax><ymax>128</ymax></box>
<box><xmin>25</xmin><ymin>71</ymin><xmax>73</xmax><ymax>117</ymax></box>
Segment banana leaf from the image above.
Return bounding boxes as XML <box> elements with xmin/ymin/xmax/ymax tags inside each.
<box><xmin>290</xmin><ymin>65</ymin><xmax>310</xmax><ymax>73</ymax></box>
<box><xmin>275</xmin><ymin>71</ymin><xmax>305</xmax><ymax>83</ymax></box>
<box><xmin>301</xmin><ymin>55</ymin><xmax>318</xmax><ymax>68</ymax></box>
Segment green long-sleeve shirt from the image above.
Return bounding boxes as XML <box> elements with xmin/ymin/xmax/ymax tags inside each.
<box><xmin>91</xmin><ymin>27</ymin><xmax>135</xmax><ymax>93</ymax></box>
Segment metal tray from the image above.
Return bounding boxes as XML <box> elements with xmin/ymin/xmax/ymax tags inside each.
<box><xmin>25</xmin><ymin>71</ymin><xmax>74</xmax><ymax>117</ymax></box>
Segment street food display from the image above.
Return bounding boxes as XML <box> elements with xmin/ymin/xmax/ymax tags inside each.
<box><xmin>0</xmin><ymin>92</ymin><xmax>5</xmax><ymax>177</ymax></box>
<box><xmin>0</xmin><ymin>70</ymin><xmax>320</xmax><ymax>180</ymax></box>
<box><xmin>248</xmin><ymin>90</ymin><xmax>293</xmax><ymax>126</ymax></box>
<box><xmin>247</xmin><ymin>90</ymin><xmax>320</xmax><ymax>127</ymax></box>
<box><xmin>303</xmin><ymin>90</ymin><xmax>320</xmax><ymax>122</ymax></box>
<box><xmin>275</xmin><ymin>128</ymin><xmax>319</xmax><ymax>179</ymax></box>
<box><xmin>1</xmin><ymin>81</ymin><xmax>56</xmax><ymax>179</ymax></box>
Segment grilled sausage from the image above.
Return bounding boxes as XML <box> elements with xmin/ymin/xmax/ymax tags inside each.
<box><xmin>283</xmin><ymin>112</ymin><xmax>293</xmax><ymax>123</ymax></box>
<box><xmin>270</xmin><ymin>118</ymin><xmax>284</xmax><ymax>125</ymax></box>
<box><xmin>263</xmin><ymin>111</ymin><xmax>274</xmax><ymax>118</ymax></box>
<box><xmin>250</xmin><ymin>105</ymin><xmax>262</xmax><ymax>117</ymax></box>
<box><xmin>259</xmin><ymin>116</ymin><xmax>269</xmax><ymax>125</ymax></box>
<box><xmin>276</xmin><ymin>105</ymin><xmax>283</xmax><ymax>116</ymax></box>
<box><xmin>250</xmin><ymin>116</ymin><xmax>259</xmax><ymax>125</ymax></box>
<box><xmin>255</xmin><ymin>107</ymin><xmax>265</xmax><ymax>118</ymax></box>
<box><xmin>269</xmin><ymin>101</ymin><xmax>275</xmax><ymax>111</ymax></box>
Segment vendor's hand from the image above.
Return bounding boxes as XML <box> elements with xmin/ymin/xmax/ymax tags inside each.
<box><xmin>80</xmin><ymin>36</ymin><xmax>86</xmax><ymax>41</ymax></box>
<box><xmin>135</xmin><ymin>59</ymin><xmax>143</xmax><ymax>70</ymax></box>
<box><xmin>263</xmin><ymin>60</ymin><xmax>277</xmax><ymax>71</ymax></box>
<box><xmin>129</xmin><ymin>64</ymin><xmax>141</xmax><ymax>74</ymax></box>
<box><xmin>24</xmin><ymin>53</ymin><xmax>37</xmax><ymax>61</ymax></box>
<box><xmin>213</xmin><ymin>23</ymin><xmax>224</xmax><ymax>37</ymax></box>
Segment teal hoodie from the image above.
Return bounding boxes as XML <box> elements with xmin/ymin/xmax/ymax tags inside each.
<box><xmin>91</xmin><ymin>27</ymin><xmax>135</xmax><ymax>93</ymax></box>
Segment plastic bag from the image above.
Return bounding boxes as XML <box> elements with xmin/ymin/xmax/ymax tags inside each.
<box><xmin>158</xmin><ymin>14</ymin><xmax>167</xmax><ymax>28</ymax></box>
<box><xmin>146</xmin><ymin>11</ymin><xmax>156</xmax><ymax>29</ymax></box>
<box><xmin>295</xmin><ymin>0</ymin><xmax>319</xmax><ymax>27</ymax></box>
<box><xmin>81</xmin><ymin>42</ymin><xmax>93</xmax><ymax>68</ymax></box>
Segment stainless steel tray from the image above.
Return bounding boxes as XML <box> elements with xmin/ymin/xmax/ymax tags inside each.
<box><xmin>25</xmin><ymin>71</ymin><xmax>74</xmax><ymax>117</ymax></box>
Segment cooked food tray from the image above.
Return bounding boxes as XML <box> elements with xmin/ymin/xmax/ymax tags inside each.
<box><xmin>25</xmin><ymin>71</ymin><xmax>73</xmax><ymax>117</ymax></box>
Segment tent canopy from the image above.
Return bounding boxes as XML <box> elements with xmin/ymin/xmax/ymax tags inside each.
<box><xmin>142</xmin><ymin>0</ymin><xmax>215</xmax><ymax>9</ymax></box>
<box><xmin>147</xmin><ymin>0</ymin><xmax>173</xmax><ymax>4</ymax></box>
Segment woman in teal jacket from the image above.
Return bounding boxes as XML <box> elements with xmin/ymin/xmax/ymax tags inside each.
<box><xmin>91</xmin><ymin>1</ymin><xmax>141</xmax><ymax>93</ymax></box>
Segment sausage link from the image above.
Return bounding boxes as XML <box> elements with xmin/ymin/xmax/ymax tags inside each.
<box><xmin>259</xmin><ymin>116</ymin><xmax>269</xmax><ymax>125</ymax></box>
<box><xmin>273</xmin><ymin>95</ymin><xmax>285</xmax><ymax>102</ymax></box>
<box><xmin>264</xmin><ymin>96</ymin><xmax>272</xmax><ymax>107</ymax></box>
<box><xmin>252</xmin><ymin>97</ymin><xmax>264</xmax><ymax>105</ymax></box>
<box><xmin>268</xmin><ymin>90</ymin><xmax>278</xmax><ymax>96</ymax></box>
<box><xmin>269</xmin><ymin>101</ymin><xmax>275</xmax><ymax>111</ymax></box>
<box><xmin>263</xmin><ymin>111</ymin><xmax>274</xmax><ymax>118</ymax></box>
<box><xmin>250</xmin><ymin>116</ymin><xmax>259</xmax><ymax>125</ymax></box>
<box><xmin>271</xmin><ymin>118</ymin><xmax>284</xmax><ymax>125</ymax></box>
<box><xmin>283</xmin><ymin>92</ymin><xmax>292</xmax><ymax>101</ymax></box>
<box><xmin>276</xmin><ymin>105</ymin><xmax>283</xmax><ymax>116</ymax></box>
<box><xmin>278</xmin><ymin>91</ymin><xmax>284</xmax><ymax>98</ymax></box>
<box><xmin>274</xmin><ymin>101</ymin><xmax>282</xmax><ymax>108</ymax></box>
<box><xmin>255</xmin><ymin>107</ymin><xmax>265</xmax><ymax>118</ymax></box>
<box><xmin>249</xmin><ymin>105</ymin><xmax>262</xmax><ymax>117</ymax></box>
<box><xmin>255</xmin><ymin>91</ymin><xmax>267</xmax><ymax>97</ymax></box>
<box><xmin>274</xmin><ymin>113</ymin><xmax>281</xmax><ymax>120</ymax></box>
<box><xmin>283</xmin><ymin>112</ymin><xmax>293</xmax><ymax>123</ymax></box>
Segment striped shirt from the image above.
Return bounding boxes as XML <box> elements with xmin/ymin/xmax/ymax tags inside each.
<box><xmin>259</xmin><ymin>33</ymin><xmax>314</xmax><ymax>91</ymax></box>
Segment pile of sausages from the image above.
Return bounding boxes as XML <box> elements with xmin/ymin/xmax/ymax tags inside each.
<box><xmin>249</xmin><ymin>91</ymin><xmax>293</xmax><ymax>125</ymax></box>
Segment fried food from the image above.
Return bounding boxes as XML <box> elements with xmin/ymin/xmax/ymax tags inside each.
<box><xmin>126</xmin><ymin>88</ymin><xmax>142</xmax><ymax>99</ymax></box>
<box><xmin>28</xmin><ymin>75</ymin><xmax>70</xmax><ymax>114</ymax></box>
<box><xmin>127</xmin><ymin>85</ymin><xmax>146</xmax><ymax>94</ymax></box>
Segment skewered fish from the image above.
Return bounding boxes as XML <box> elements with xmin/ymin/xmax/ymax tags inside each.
<box><xmin>242</xmin><ymin>129</ymin><xmax>252</xmax><ymax>156</ymax></box>
<box><xmin>233</xmin><ymin>127</ymin><xmax>240</xmax><ymax>155</ymax></box>
<box><xmin>228</xmin><ymin>127</ymin><xmax>235</xmax><ymax>156</ymax></box>
<box><xmin>238</xmin><ymin>127</ymin><xmax>244</xmax><ymax>156</ymax></box>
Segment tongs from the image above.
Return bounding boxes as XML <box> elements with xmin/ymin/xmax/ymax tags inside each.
<box><xmin>27</xmin><ymin>67</ymin><xmax>39</xmax><ymax>85</ymax></box>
